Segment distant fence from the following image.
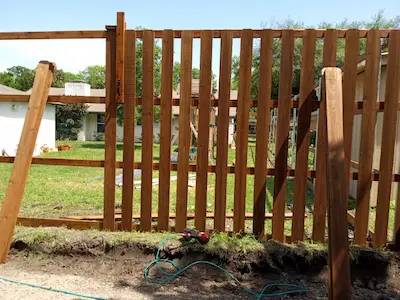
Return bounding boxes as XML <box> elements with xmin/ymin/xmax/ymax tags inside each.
<box><xmin>0</xmin><ymin>13</ymin><xmax>399</xmax><ymax>248</ymax></box>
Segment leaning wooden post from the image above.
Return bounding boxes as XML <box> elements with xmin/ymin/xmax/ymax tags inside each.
<box><xmin>323</xmin><ymin>67</ymin><xmax>351</xmax><ymax>300</ymax></box>
<box><xmin>0</xmin><ymin>61</ymin><xmax>55</xmax><ymax>263</ymax></box>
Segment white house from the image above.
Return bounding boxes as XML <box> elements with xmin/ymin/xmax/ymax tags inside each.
<box><xmin>0</xmin><ymin>84</ymin><xmax>56</xmax><ymax>156</ymax></box>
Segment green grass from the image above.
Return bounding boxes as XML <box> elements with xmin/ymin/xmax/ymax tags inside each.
<box><xmin>0</xmin><ymin>140</ymin><xmax>396</xmax><ymax>240</ymax></box>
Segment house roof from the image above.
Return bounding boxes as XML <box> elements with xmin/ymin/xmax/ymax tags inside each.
<box><xmin>0</xmin><ymin>84</ymin><xmax>26</xmax><ymax>95</ymax></box>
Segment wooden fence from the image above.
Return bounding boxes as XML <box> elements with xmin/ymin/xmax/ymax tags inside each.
<box><xmin>0</xmin><ymin>12</ymin><xmax>399</xmax><ymax>248</ymax></box>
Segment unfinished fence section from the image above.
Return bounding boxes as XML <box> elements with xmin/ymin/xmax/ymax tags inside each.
<box><xmin>0</xmin><ymin>13</ymin><xmax>400</xmax><ymax>248</ymax></box>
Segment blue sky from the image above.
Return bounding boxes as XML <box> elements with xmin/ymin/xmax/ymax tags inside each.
<box><xmin>1</xmin><ymin>0</ymin><xmax>399</xmax><ymax>79</ymax></box>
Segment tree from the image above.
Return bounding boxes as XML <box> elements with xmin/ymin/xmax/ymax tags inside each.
<box><xmin>56</xmin><ymin>104</ymin><xmax>88</xmax><ymax>140</ymax></box>
<box><xmin>0</xmin><ymin>66</ymin><xmax>35</xmax><ymax>91</ymax></box>
<box><xmin>78</xmin><ymin>65</ymin><xmax>106</xmax><ymax>89</ymax></box>
<box><xmin>52</xmin><ymin>69</ymin><xmax>80</xmax><ymax>88</ymax></box>
<box><xmin>231</xmin><ymin>10</ymin><xmax>400</xmax><ymax>100</ymax></box>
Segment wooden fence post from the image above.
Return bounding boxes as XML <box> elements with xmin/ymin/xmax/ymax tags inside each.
<box><xmin>103</xmin><ymin>23</ymin><xmax>117</xmax><ymax>231</ymax></box>
<box><xmin>324</xmin><ymin>67</ymin><xmax>351</xmax><ymax>300</ymax></box>
<box><xmin>0</xmin><ymin>61</ymin><xmax>55</xmax><ymax>263</ymax></box>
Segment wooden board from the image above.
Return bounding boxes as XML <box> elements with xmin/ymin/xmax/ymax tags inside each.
<box><xmin>214</xmin><ymin>31</ymin><xmax>233</xmax><ymax>232</ymax></box>
<box><xmin>121</xmin><ymin>30</ymin><xmax>136</xmax><ymax>231</ymax></box>
<box><xmin>195</xmin><ymin>31</ymin><xmax>213</xmax><ymax>231</ymax></box>
<box><xmin>342</xmin><ymin>30</ymin><xmax>360</xmax><ymax>200</ymax></box>
<box><xmin>0</xmin><ymin>30</ymin><xmax>107</xmax><ymax>40</ymax></box>
<box><xmin>17</xmin><ymin>217</ymin><xmax>103</xmax><ymax>230</ymax></box>
<box><xmin>354</xmin><ymin>30</ymin><xmax>380</xmax><ymax>245</ymax></box>
<box><xmin>272</xmin><ymin>30</ymin><xmax>294</xmax><ymax>242</ymax></box>
<box><xmin>312</xmin><ymin>29</ymin><xmax>337</xmax><ymax>242</ymax></box>
<box><xmin>0</xmin><ymin>61</ymin><xmax>55</xmax><ymax>263</ymax></box>
<box><xmin>252</xmin><ymin>30</ymin><xmax>273</xmax><ymax>237</ymax></box>
<box><xmin>323</xmin><ymin>67</ymin><xmax>351</xmax><ymax>300</ymax></box>
<box><xmin>63</xmin><ymin>211</ymin><xmax>304</xmax><ymax>221</ymax></box>
<box><xmin>233</xmin><ymin>29</ymin><xmax>253</xmax><ymax>232</ymax></box>
<box><xmin>103</xmin><ymin>28</ymin><xmax>117</xmax><ymax>231</ymax></box>
<box><xmin>291</xmin><ymin>29</ymin><xmax>316</xmax><ymax>242</ymax></box>
<box><xmin>158</xmin><ymin>30</ymin><xmax>174</xmax><ymax>231</ymax></box>
<box><xmin>140</xmin><ymin>30</ymin><xmax>155</xmax><ymax>232</ymax></box>
<box><xmin>116</xmin><ymin>12</ymin><xmax>125</xmax><ymax>103</ymax></box>
<box><xmin>175</xmin><ymin>31</ymin><xmax>193</xmax><ymax>232</ymax></box>
<box><xmin>373</xmin><ymin>30</ymin><xmax>400</xmax><ymax>247</ymax></box>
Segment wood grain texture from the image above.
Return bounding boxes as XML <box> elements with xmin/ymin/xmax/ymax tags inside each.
<box><xmin>175</xmin><ymin>31</ymin><xmax>193</xmax><ymax>232</ymax></box>
<box><xmin>195</xmin><ymin>31</ymin><xmax>213</xmax><ymax>231</ymax></box>
<box><xmin>158</xmin><ymin>30</ymin><xmax>174</xmax><ymax>231</ymax></box>
<box><xmin>373</xmin><ymin>30</ymin><xmax>400</xmax><ymax>247</ymax></box>
<box><xmin>323</xmin><ymin>67</ymin><xmax>351</xmax><ymax>300</ymax></box>
<box><xmin>103</xmin><ymin>28</ymin><xmax>117</xmax><ymax>231</ymax></box>
<box><xmin>272</xmin><ymin>30</ymin><xmax>295</xmax><ymax>242</ymax></box>
<box><xmin>0</xmin><ymin>30</ymin><xmax>107</xmax><ymax>40</ymax></box>
<box><xmin>342</xmin><ymin>30</ymin><xmax>360</xmax><ymax>201</ymax></box>
<box><xmin>0</xmin><ymin>61</ymin><xmax>55</xmax><ymax>263</ymax></box>
<box><xmin>121</xmin><ymin>30</ymin><xmax>136</xmax><ymax>231</ymax></box>
<box><xmin>354</xmin><ymin>29</ymin><xmax>380</xmax><ymax>245</ymax></box>
<box><xmin>17</xmin><ymin>217</ymin><xmax>104</xmax><ymax>230</ymax></box>
<box><xmin>312</xmin><ymin>29</ymin><xmax>337</xmax><ymax>242</ymax></box>
<box><xmin>291</xmin><ymin>29</ymin><xmax>316</xmax><ymax>242</ymax></box>
<box><xmin>116</xmin><ymin>12</ymin><xmax>125</xmax><ymax>103</ymax></box>
<box><xmin>214</xmin><ymin>32</ymin><xmax>233</xmax><ymax>232</ymax></box>
<box><xmin>233</xmin><ymin>29</ymin><xmax>253</xmax><ymax>232</ymax></box>
<box><xmin>140</xmin><ymin>30</ymin><xmax>155</xmax><ymax>232</ymax></box>
<box><xmin>253</xmin><ymin>30</ymin><xmax>273</xmax><ymax>237</ymax></box>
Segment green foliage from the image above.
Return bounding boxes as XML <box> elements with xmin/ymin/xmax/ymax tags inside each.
<box><xmin>0</xmin><ymin>66</ymin><xmax>35</xmax><ymax>91</ymax></box>
<box><xmin>56</xmin><ymin>104</ymin><xmax>88</xmax><ymax>140</ymax></box>
<box><xmin>192</xmin><ymin>68</ymin><xmax>200</xmax><ymax>79</ymax></box>
<box><xmin>52</xmin><ymin>69</ymin><xmax>80</xmax><ymax>88</ymax></box>
<box><xmin>78</xmin><ymin>65</ymin><xmax>105</xmax><ymax>89</ymax></box>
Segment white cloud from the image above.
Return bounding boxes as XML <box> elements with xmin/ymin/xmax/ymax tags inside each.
<box><xmin>0</xmin><ymin>39</ymin><xmax>106</xmax><ymax>73</ymax></box>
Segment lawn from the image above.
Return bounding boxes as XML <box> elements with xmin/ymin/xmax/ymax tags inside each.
<box><xmin>0</xmin><ymin>140</ymin><xmax>395</xmax><ymax>239</ymax></box>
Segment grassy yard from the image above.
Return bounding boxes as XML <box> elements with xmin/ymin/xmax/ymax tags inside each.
<box><xmin>0</xmin><ymin>140</ymin><xmax>396</xmax><ymax>239</ymax></box>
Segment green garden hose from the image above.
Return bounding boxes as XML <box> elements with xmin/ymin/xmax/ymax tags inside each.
<box><xmin>144</xmin><ymin>234</ymin><xmax>308</xmax><ymax>299</ymax></box>
<box><xmin>0</xmin><ymin>276</ymin><xmax>105</xmax><ymax>300</ymax></box>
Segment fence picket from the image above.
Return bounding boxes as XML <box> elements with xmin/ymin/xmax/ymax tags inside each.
<box><xmin>233</xmin><ymin>29</ymin><xmax>253</xmax><ymax>233</ymax></box>
<box><xmin>312</xmin><ymin>29</ymin><xmax>337</xmax><ymax>242</ymax></box>
<box><xmin>291</xmin><ymin>29</ymin><xmax>316</xmax><ymax>242</ymax></box>
<box><xmin>195</xmin><ymin>31</ymin><xmax>213</xmax><ymax>231</ymax></box>
<box><xmin>214</xmin><ymin>32</ymin><xmax>233</xmax><ymax>232</ymax></box>
<box><xmin>374</xmin><ymin>30</ymin><xmax>400</xmax><ymax>247</ymax></box>
<box><xmin>158</xmin><ymin>30</ymin><xmax>174</xmax><ymax>231</ymax></box>
<box><xmin>272</xmin><ymin>30</ymin><xmax>294</xmax><ymax>242</ymax></box>
<box><xmin>253</xmin><ymin>30</ymin><xmax>273</xmax><ymax>237</ymax></box>
<box><xmin>176</xmin><ymin>31</ymin><xmax>193</xmax><ymax>232</ymax></box>
<box><xmin>104</xmin><ymin>27</ymin><xmax>117</xmax><ymax>231</ymax></box>
<box><xmin>121</xmin><ymin>30</ymin><xmax>136</xmax><ymax>231</ymax></box>
<box><xmin>354</xmin><ymin>29</ymin><xmax>380</xmax><ymax>245</ymax></box>
<box><xmin>140</xmin><ymin>30</ymin><xmax>155</xmax><ymax>231</ymax></box>
<box><xmin>342</xmin><ymin>29</ymin><xmax>360</xmax><ymax>201</ymax></box>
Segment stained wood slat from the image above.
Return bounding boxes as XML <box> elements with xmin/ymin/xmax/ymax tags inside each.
<box><xmin>342</xmin><ymin>30</ymin><xmax>360</xmax><ymax>201</ymax></box>
<box><xmin>175</xmin><ymin>31</ymin><xmax>193</xmax><ymax>232</ymax></box>
<box><xmin>291</xmin><ymin>29</ymin><xmax>316</xmax><ymax>242</ymax></box>
<box><xmin>158</xmin><ymin>30</ymin><xmax>174</xmax><ymax>231</ymax></box>
<box><xmin>252</xmin><ymin>30</ymin><xmax>273</xmax><ymax>237</ymax></box>
<box><xmin>0</xmin><ymin>61</ymin><xmax>55</xmax><ymax>263</ymax></box>
<box><xmin>323</xmin><ymin>67</ymin><xmax>351</xmax><ymax>300</ymax></box>
<box><xmin>312</xmin><ymin>29</ymin><xmax>337</xmax><ymax>242</ymax></box>
<box><xmin>140</xmin><ymin>30</ymin><xmax>155</xmax><ymax>232</ymax></box>
<box><xmin>116</xmin><ymin>12</ymin><xmax>125</xmax><ymax>103</ymax></box>
<box><xmin>354</xmin><ymin>30</ymin><xmax>381</xmax><ymax>245</ymax></box>
<box><xmin>214</xmin><ymin>32</ymin><xmax>233</xmax><ymax>232</ymax></box>
<box><xmin>272</xmin><ymin>30</ymin><xmax>295</xmax><ymax>241</ymax></box>
<box><xmin>0</xmin><ymin>30</ymin><xmax>107</xmax><ymax>40</ymax></box>
<box><xmin>233</xmin><ymin>29</ymin><xmax>253</xmax><ymax>232</ymax></box>
<box><xmin>374</xmin><ymin>30</ymin><xmax>400</xmax><ymax>247</ymax></box>
<box><xmin>103</xmin><ymin>28</ymin><xmax>117</xmax><ymax>231</ymax></box>
<box><xmin>195</xmin><ymin>31</ymin><xmax>213</xmax><ymax>231</ymax></box>
<box><xmin>121</xmin><ymin>30</ymin><xmax>136</xmax><ymax>231</ymax></box>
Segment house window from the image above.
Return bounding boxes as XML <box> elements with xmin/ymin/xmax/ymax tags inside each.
<box><xmin>97</xmin><ymin>114</ymin><xmax>105</xmax><ymax>133</ymax></box>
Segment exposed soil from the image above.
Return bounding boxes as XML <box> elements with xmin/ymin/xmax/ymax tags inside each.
<box><xmin>1</xmin><ymin>237</ymin><xmax>400</xmax><ymax>299</ymax></box>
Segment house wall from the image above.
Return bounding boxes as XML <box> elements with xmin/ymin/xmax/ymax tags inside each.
<box><xmin>0</xmin><ymin>102</ymin><xmax>55</xmax><ymax>156</ymax></box>
<box><xmin>350</xmin><ymin>65</ymin><xmax>400</xmax><ymax>206</ymax></box>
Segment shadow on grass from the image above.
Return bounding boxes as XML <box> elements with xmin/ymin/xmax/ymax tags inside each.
<box><xmin>80</xmin><ymin>143</ymin><xmax>142</xmax><ymax>151</ymax></box>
